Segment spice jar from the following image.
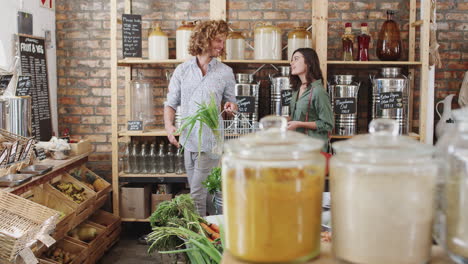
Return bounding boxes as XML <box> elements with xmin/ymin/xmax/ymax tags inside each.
<box><xmin>341</xmin><ymin>22</ymin><xmax>354</xmax><ymax>61</ymax></box>
<box><xmin>223</xmin><ymin>116</ymin><xmax>325</xmax><ymax>263</ymax></box>
<box><xmin>435</xmin><ymin>107</ymin><xmax>468</xmax><ymax>264</ymax></box>
<box><xmin>330</xmin><ymin>119</ymin><xmax>438</xmax><ymax>264</ymax></box>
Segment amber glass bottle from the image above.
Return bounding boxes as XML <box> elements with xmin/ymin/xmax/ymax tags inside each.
<box><xmin>376</xmin><ymin>10</ymin><xmax>402</xmax><ymax>61</ymax></box>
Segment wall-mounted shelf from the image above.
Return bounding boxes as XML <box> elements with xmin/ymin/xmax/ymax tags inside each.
<box><xmin>118</xmin><ymin>58</ymin><xmax>184</xmax><ymax>65</ymax></box>
<box><xmin>121</xmin><ymin>218</ymin><xmax>149</xmax><ymax>222</ymax></box>
<box><xmin>327</xmin><ymin>61</ymin><xmax>422</xmax><ymax>66</ymax></box>
<box><xmin>119</xmin><ymin>172</ymin><xmax>186</xmax><ymax>178</ymax></box>
<box><xmin>223</xmin><ymin>59</ymin><xmax>290</xmax><ymax>64</ymax></box>
<box><xmin>118</xmin><ymin>129</ymin><xmax>176</xmax><ymax>137</ymax></box>
<box><xmin>331</xmin><ymin>133</ymin><xmax>420</xmax><ymax>140</ymax></box>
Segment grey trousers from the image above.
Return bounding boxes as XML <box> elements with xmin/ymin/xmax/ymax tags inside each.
<box><xmin>184</xmin><ymin>151</ymin><xmax>219</xmax><ymax>216</ymax></box>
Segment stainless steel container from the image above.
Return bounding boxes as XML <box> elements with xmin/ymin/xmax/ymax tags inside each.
<box><xmin>235</xmin><ymin>74</ymin><xmax>259</xmax><ymax>126</ymax></box>
<box><xmin>270</xmin><ymin>66</ymin><xmax>292</xmax><ymax>117</ymax></box>
<box><xmin>329</xmin><ymin>75</ymin><xmax>360</xmax><ymax>135</ymax></box>
<box><xmin>0</xmin><ymin>96</ymin><xmax>32</xmax><ymax>137</ymax></box>
<box><xmin>371</xmin><ymin>67</ymin><xmax>409</xmax><ymax>134</ymax></box>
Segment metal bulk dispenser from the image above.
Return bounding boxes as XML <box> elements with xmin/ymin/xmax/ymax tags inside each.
<box><xmin>234</xmin><ymin>73</ymin><xmax>259</xmax><ymax>126</ymax></box>
<box><xmin>329</xmin><ymin>75</ymin><xmax>360</xmax><ymax>135</ymax></box>
<box><xmin>0</xmin><ymin>96</ymin><xmax>32</xmax><ymax>137</ymax></box>
<box><xmin>270</xmin><ymin>66</ymin><xmax>292</xmax><ymax>117</ymax></box>
<box><xmin>371</xmin><ymin>67</ymin><xmax>409</xmax><ymax>134</ymax></box>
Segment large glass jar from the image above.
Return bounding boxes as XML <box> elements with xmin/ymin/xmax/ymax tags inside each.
<box><xmin>376</xmin><ymin>10</ymin><xmax>402</xmax><ymax>61</ymax></box>
<box><xmin>436</xmin><ymin>107</ymin><xmax>468</xmax><ymax>264</ymax></box>
<box><xmin>254</xmin><ymin>23</ymin><xmax>282</xmax><ymax>60</ymax></box>
<box><xmin>130</xmin><ymin>73</ymin><xmax>155</xmax><ymax>130</ymax></box>
<box><xmin>223</xmin><ymin>116</ymin><xmax>325</xmax><ymax>263</ymax></box>
<box><xmin>330</xmin><ymin>119</ymin><xmax>438</xmax><ymax>264</ymax></box>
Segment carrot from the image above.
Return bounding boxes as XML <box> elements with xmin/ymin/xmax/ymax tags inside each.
<box><xmin>211</xmin><ymin>232</ymin><xmax>220</xmax><ymax>240</ymax></box>
<box><xmin>200</xmin><ymin>222</ymin><xmax>218</xmax><ymax>239</ymax></box>
<box><xmin>209</xmin><ymin>223</ymin><xmax>220</xmax><ymax>233</ymax></box>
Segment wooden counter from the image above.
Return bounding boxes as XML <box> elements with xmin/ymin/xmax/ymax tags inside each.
<box><xmin>1</xmin><ymin>151</ymin><xmax>91</xmax><ymax>195</ymax></box>
<box><xmin>222</xmin><ymin>243</ymin><xmax>454</xmax><ymax>264</ymax></box>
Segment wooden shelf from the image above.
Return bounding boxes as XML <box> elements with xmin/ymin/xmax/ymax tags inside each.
<box><xmin>327</xmin><ymin>60</ymin><xmax>422</xmax><ymax>66</ymax></box>
<box><xmin>121</xmin><ymin>217</ymin><xmax>150</xmax><ymax>222</ymax></box>
<box><xmin>119</xmin><ymin>172</ymin><xmax>187</xmax><ymax>178</ymax></box>
<box><xmin>222</xmin><ymin>59</ymin><xmax>290</xmax><ymax>64</ymax></box>
<box><xmin>118</xmin><ymin>58</ymin><xmax>184</xmax><ymax>65</ymax></box>
<box><xmin>331</xmin><ymin>132</ymin><xmax>420</xmax><ymax>140</ymax></box>
<box><xmin>119</xmin><ymin>129</ymin><xmax>178</xmax><ymax>137</ymax></box>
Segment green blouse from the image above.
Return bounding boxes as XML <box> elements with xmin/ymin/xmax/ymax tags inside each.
<box><xmin>289</xmin><ymin>80</ymin><xmax>334</xmax><ymax>152</ymax></box>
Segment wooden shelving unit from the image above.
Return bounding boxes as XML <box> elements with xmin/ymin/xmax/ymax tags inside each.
<box><xmin>110</xmin><ymin>0</ymin><xmax>433</xmax><ymax>217</ymax></box>
<box><xmin>118</xmin><ymin>129</ymin><xmax>173</xmax><ymax>137</ymax></box>
<box><xmin>331</xmin><ymin>133</ymin><xmax>420</xmax><ymax>140</ymax></box>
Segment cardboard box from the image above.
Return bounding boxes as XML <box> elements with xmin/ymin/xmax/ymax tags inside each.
<box><xmin>151</xmin><ymin>193</ymin><xmax>172</xmax><ymax>212</ymax></box>
<box><xmin>70</xmin><ymin>139</ymin><xmax>92</xmax><ymax>155</ymax></box>
<box><xmin>120</xmin><ymin>184</ymin><xmax>151</xmax><ymax>219</ymax></box>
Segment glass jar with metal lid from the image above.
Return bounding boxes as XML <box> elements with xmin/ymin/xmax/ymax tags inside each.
<box><xmin>176</xmin><ymin>21</ymin><xmax>196</xmax><ymax>60</ymax></box>
<box><xmin>254</xmin><ymin>23</ymin><xmax>282</xmax><ymax>60</ymax></box>
<box><xmin>287</xmin><ymin>27</ymin><xmax>312</xmax><ymax>61</ymax></box>
<box><xmin>226</xmin><ymin>31</ymin><xmax>245</xmax><ymax>60</ymax></box>
<box><xmin>330</xmin><ymin>119</ymin><xmax>438</xmax><ymax>264</ymax></box>
<box><xmin>148</xmin><ymin>24</ymin><xmax>168</xmax><ymax>60</ymax></box>
<box><xmin>223</xmin><ymin>115</ymin><xmax>325</xmax><ymax>263</ymax></box>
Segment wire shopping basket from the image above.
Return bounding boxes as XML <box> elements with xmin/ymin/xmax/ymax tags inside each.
<box><xmin>210</xmin><ymin>110</ymin><xmax>260</xmax><ymax>157</ymax></box>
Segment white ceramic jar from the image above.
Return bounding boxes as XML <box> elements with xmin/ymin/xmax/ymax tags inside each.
<box><xmin>148</xmin><ymin>24</ymin><xmax>168</xmax><ymax>60</ymax></box>
<box><xmin>226</xmin><ymin>31</ymin><xmax>245</xmax><ymax>60</ymax></box>
<box><xmin>176</xmin><ymin>21</ymin><xmax>195</xmax><ymax>60</ymax></box>
<box><xmin>254</xmin><ymin>23</ymin><xmax>282</xmax><ymax>60</ymax></box>
<box><xmin>287</xmin><ymin>27</ymin><xmax>312</xmax><ymax>61</ymax></box>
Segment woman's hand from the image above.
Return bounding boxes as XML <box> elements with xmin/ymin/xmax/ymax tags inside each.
<box><xmin>224</xmin><ymin>102</ymin><xmax>238</xmax><ymax>114</ymax></box>
<box><xmin>287</xmin><ymin>121</ymin><xmax>301</xmax><ymax>130</ymax></box>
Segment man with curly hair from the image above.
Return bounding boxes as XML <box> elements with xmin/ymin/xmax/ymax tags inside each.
<box><xmin>164</xmin><ymin>20</ymin><xmax>237</xmax><ymax>216</ymax></box>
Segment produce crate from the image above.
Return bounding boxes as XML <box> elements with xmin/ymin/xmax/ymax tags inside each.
<box><xmin>68</xmin><ymin>166</ymin><xmax>111</xmax><ymax>211</ymax></box>
<box><xmin>69</xmin><ymin>139</ymin><xmax>91</xmax><ymax>156</ymax></box>
<box><xmin>0</xmin><ymin>129</ymin><xmax>34</xmax><ymax>178</ymax></box>
<box><xmin>20</xmin><ymin>187</ymin><xmax>75</xmax><ymax>241</ymax></box>
<box><xmin>84</xmin><ymin>241</ymin><xmax>106</xmax><ymax>264</ymax></box>
<box><xmin>65</xmin><ymin>221</ymin><xmax>106</xmax><ymax>257</ymax></box>
<box><xmin>0</xmin><ymin>190</ymin><xmax>59</xmax><ymax>262</ymax></box>
<box><xmin>39</xmin><ymin>238</ymin><xmax>88</xmax><ymax>264</ymax></box>
<box><xmin>44</xmin><ymin>173</ymin><xmax>96</xmax><ymax>218</ymax></box>
<box><xmin>89</xmin><ymin>210</ymin><xmax>121</xmax><ymax>238</ymax></box>
<box><xmin>105</xmin><ymin>225</ymin><xmax>121</xmax><ymax>250</ymax></box>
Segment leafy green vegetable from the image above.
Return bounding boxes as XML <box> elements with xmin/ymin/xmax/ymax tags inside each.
<box><xmin>202</xmin><ymin>167</ymin><xmax>222</xmax><ymax>195</ymax></box>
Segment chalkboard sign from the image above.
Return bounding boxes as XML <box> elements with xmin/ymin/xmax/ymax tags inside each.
<box><xmin>380</xmin><ymin>92</ymin><xmax>403</xmax><ymax>109</ymax></box>
<box><xmin>127</xmin><ymin>120</ymin><xmax>143</xmax><ymax>131</ymax></box>
<box><xmin>334</xmin><ymin>97</ymin><xmax>357</xmax><ymax>115</ymax></box>
<box><xmin>15</xmin><ymin>75</ymin><xmax>32</xmax><ymax>96</ymax></box>
<box><xmin>0</xmin><ymin>74</ymin><xmax>13</xmax><ymax>90</ymax></box>
<box><xmin>236</xmin><ymin>96</ymin><xmax>255</xmax><ymax>113</ymax></box>
<box><xmin>18</xmin><ymin>34</ymin><xmax>53</xmax><ymax>141</ymax></box>
<box><xmin>281</xmin><ymin>89</ymin><xmax>293</xmax><ymax>106</ymax></box>
<box><xmin>34</xmin><ymin>147</ymin><xmax>47</xmax><ymax>161</ymax></box>
<box><xmin>122</xmin><ymin>14</ymin><xmax>142</xmax><ymax>58</ymax></box>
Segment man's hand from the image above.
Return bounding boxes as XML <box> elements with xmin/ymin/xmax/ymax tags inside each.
<box><xmin>165</xmin><ymin>125</ymin><xmax>180</xmax><ymax>148</ymax></box>
<box><xmin>224</xmin><ymin>102</ymin><xmax>238</xmax><ymax>114</ymax></box>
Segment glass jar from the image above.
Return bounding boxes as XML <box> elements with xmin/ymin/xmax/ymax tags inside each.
<box><xmin>130</xmin><ymin>72</ymin><xmax>155</xmax><ymax>130</ymax></box>
<box><xmin>254</xmin><ymin>23</ymin><xmax>282</xmax><ymax>60</ymax></box>
<box><xmin>330</xmin><ymin>119</ymin><xmax>438</xmax><ymax>264</ymax></box>
<box><xmin>376</xmin><ymin>10</ymin><xmax>402</xmax><ymax>61</ymax></box>
<box><xmin>436</xmin><ymin>107</ymin><xmax>468</xmax><ymax>264</ymax></box>
<box><xmin>342</xmin><ymin>22</ymin><xmax>354</xmax><ymax>61</ymax></box>
<box><xmin>223</xmin><ymin>116</ymin><xmax>325</xmax><ymax>263</ymax></box>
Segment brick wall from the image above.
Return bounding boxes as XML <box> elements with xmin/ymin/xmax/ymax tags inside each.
<box><xmin>56</xmin><ymin>0</ymin><xmax>467</xmax><ymax>177</ymax></box>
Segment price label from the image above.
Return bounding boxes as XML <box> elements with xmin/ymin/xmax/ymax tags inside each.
<box><xmin>34</xmin><ymin>147</ymin><xmax>47</xmax><ymax>160</ymax></box>
<box><xmin>333</xmin><ymin>97</ymin><xmax>357</xmax><ymax>115</ymax></box>
<box><xmin>236</xmin><ymin>96</ymin><xmax>255</xmax><ymax>113</ymax></box>
<box><xmin>380</xmin><ymin>92</ymin><xmax>403</xmax><ymax>109</ymax></box>
<box><xmin>0</xmin><ymin>74</ymin><xmax>13</xmax><ymax>89</ymax></box>
<box><xmin>15</xmin><ymin>75</ymin><xmax>32</xmax><ymax>96</ymax></box>
<box><xmin>281</xmin><ymin>89</ymin><xmax>293</xmax><ymax>106</ymax></box>
<box><xmin>127</xmin><ymin>120</ymin><xmax>143</xmax><ymax>131</ymax></box>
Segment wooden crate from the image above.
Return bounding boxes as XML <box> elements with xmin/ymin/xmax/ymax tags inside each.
<box><xmin>105</xmin><ymin>225</ymin><xmax>121</xmax><ymax>250</ymax></box>
<box><xmin>65</xmin><ymin>221</ymin><xmax>106</xmax><ymax>257</ymax></box>
<box><xmin>44</xmin><ymin>173</ymin><xmax>96</xmax><ymax>217</ymax></box>
<box><xmin>68</xmin><ymin>166</ymin><xmax>111</xmax><ymax>211</ymax></box>
<box><xmin>85</xmin><ymin>242</ymin><xmax>107</xmax><ymax>264</ymax></box>
<box><xmin>39</xmin><ymin>238</ymin><xmax>88</xmax><ymax>264</ymax></box>
<box><xmin>89</xmin><ymin>210</ymin><xmax>121</xmax><ymax>238</ymax></box>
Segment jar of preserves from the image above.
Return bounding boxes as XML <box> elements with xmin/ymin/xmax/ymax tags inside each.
<box><xmin>287</xmin><ymin>27</ymin><xmax>312</xmax><ymax>61</ymax></box>
<box><xmin>435</xmin><ymin>107</ymin><xmax>468</xmax><ymax>264</ymax></box>
<box><xmin>226</xmin><ymin>31</ymin><xmax>245</xmax><ymax>60</ymax></box>
<box><xmin>148</xmin><ymin>24</ymin><xmax>168</xmax><ymax>60</ymax></box>
<box><xmin>330</xmin><ymin>119</ymin><xmax>438</xmax><ymax>264</ymax></box>
<box><xmin>176</xmin><ymin>21</ymin><xmax>196</xmax><ymax>60</ymax></box>
<box><xmin>223</xmin><ymin>116</ymin><xmax>325</xmax><ymax>263</ymax></box>
<box><xmin>254</xmin><ymin>23</ymin><xmax>282</xmax><ymax>60</ymax></box>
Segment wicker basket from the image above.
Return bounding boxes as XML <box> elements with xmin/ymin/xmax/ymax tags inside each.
<box><xmin>0</xmin><ymin>129</ymin><xmax>34</xmax><ymax>177</ymax></box>
<box><xmin>0</xmin><ymin>190</ymin><xmax>59</xmax><ymax>262</ymax></box>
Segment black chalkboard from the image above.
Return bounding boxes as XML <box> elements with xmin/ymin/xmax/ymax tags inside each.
<box><xmin>18</xmin><ymin>34</ymin><xmax>53</xmax><ymax>141</ymax></box>
<box><xmin>34</xmin><ymin>147</ymin><xmax>47</xmax><ymax>161</ymax></box>
<box><xmin>281</xmin><ymin>89</ymin><xmax>293</xmax><ymax>106</ymax></box>
<box><xmin>0</xmin><ymin>75</ymin><xmax>13</xmax><ymax>90</ymax></box>
<box><xmin>127</xmin><ymin>120</ymin><xmax>143</xmax><ymax>131</ymax></box>
<box><xmin>334</xmin><ymin>97</ymin><xmax>357</xmax><ymax>115</ymax></box>
<box><xmin>380</xmin><ymin>92</ymin><xmax>403</xmax><ymax>109</ymax></box>
<box><xmin>122</xmin><ymin>14</ymin><xmax>142</xmax><ymax>58</ymax></box>
<box><xmin>15</xmin><ymin>75</ymin><xmax>32</xmax><ymax>96</ymax></box>
<box><xmin>236</xmin><ymin>96</ymin><xmax>255</xmax><ymax>113</ymax></box>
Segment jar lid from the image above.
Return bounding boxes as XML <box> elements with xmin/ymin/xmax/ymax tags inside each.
<box><xmin>149</xmin><ymin>24</ymin><xmax>167</xmax><ymax>37</ymax></box>
<box><xmin>287</xmin><ymin>27</ymin><xmax>312</xmax><ymax>39</ymax></box>
<box><xmin>177</xmin><ymin>21</ymin><xmax>196</xmax><ymax>31</ymax></box>
<box><xmin>224</xmin><ymin>116</ymin><xmax>324</xmax><ymax>160</ymax></box>
<box><xmin>333</xmin><ymin>119</ymin><xmax>434</xmax><ymax>159</ymax></box>
<box><xmin>254</xmin><ymin>22</ymin><xmax>281</xmax><ymax>33</ymax></box>
<box><xmin>227</xmin><ymin>31</ymin><xmax>244</xmax><ymax>39</ymax></box>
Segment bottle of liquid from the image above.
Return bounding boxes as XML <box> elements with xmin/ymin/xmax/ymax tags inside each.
<box><xmin>157</xmin><ymin>143</ymin><xmax>166</xmax><ymax>174</ymax></box>
<box><xmin>175</xmin><ymin>148</ymin><xmax>185</xmax><ymax>174</ymax></box>
<box><xmin>139</xmin><ymin>143</ymin><xmax>148</xmax><ymax>174</ymax></box>
<box><xmin>166</xmin><ymin>144</ymin><xmax>175</xmax><ymax>173</ymax></box>
<box><xmin>123</xmin><ymin>143</ymin><xmax>131</xmax><ymax>174</ymax></box>
<box><xmin>130</xmin><ymin>143</ymin><xmax>139</xmax><ymax>173</ymax></box>
<box><xmin>342</xmin><ymin>22</ymin><xmax>354</xmax><ymax>61</ymax></box>
<box><xmin>357</xmin><ymin>23</ymin><xmax>370</xmax><ymax>61</ymax></box>
<box><xmin>376</xmin><ymin>10</ymin><xmax>402</xmax><ymax>61</ymax></box>
<box><xmin>149</xmin><ymin>143</ymin><xmax>157</xmax><ymax>174</ymax></box>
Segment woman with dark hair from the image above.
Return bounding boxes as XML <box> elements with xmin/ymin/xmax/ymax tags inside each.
<box><xmin>288</xmin><ymin>48</ymin><xmax>334</xmax><ymax>152</ymax></box>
